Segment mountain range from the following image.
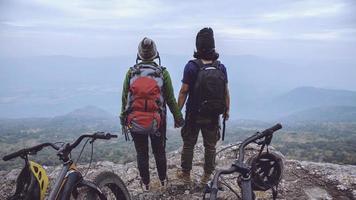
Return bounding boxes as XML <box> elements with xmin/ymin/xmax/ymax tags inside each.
<box><xmin>1</xmin><ymin>84</ymin><xmax>356</xmax><ymax>135</ymax></box>
<box><xmin>253</xmin><ymin>86</ymin><xmax>356</xmax><ymax>121</ymax></box>
<box><xmin>283</xmin><ymin>106</ymin><xmax>356</xmax><ymax>123</ymax></box>
<box><xmin>1</xmin><ymin>55</ymin><xmax>355</xmax><ymax>119</ymax></box>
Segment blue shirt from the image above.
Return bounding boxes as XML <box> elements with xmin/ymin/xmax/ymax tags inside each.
<box><xmin>182</xmin><ymin>60</ymin><xmax>228</xmax><ymax>113</ymax></box>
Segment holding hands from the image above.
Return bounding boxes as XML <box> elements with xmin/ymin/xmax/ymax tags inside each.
<box><xmin>174</xmin><ymin>117</ymin><xmax>185</xmax><ymax>128</ymax></box>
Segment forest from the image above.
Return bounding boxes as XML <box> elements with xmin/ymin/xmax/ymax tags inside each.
<box><xmin>1</xmin><ymin>116</ymin><xmax>355</xmax><ymax>171</ymax></box>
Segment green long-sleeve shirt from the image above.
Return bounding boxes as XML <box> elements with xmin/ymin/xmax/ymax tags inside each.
<box><xmin>120</xmin><ymin>62</ymin><xmax>183</xmax><ymax>121</ymax></box>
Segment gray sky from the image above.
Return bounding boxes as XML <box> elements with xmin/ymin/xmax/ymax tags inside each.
<box><xmin>1</xmin><ymin>0</ymin><xmax>356</xmax><ymax>60</ymax></box>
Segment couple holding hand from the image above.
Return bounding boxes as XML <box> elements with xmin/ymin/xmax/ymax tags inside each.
<box><xmin>120</xmin><ymin>27</ymin><xmax>230</xmax><ymax>191</ymax></box>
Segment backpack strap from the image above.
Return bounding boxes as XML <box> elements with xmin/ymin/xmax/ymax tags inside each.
<box><xmin>129</xmin><ymin>62</ymin><xmax>164</xmax><ymax>78</ymax></box>
<box><xmin>190</xmin><ymin>59</ymin><xmax>204</xmax><ymax>69</ymax></box>
<box><xmin>190</xmin><ymin>59</ymin><xmax>221</xmax><ymax>70</ymax></box>
<box><xmin>211</xmin><ymin>60</ymin><xmax>221</xmax><ymax>68</ymax></box>
<box><xmin>151</xmin><ymin>65</ymin><xmax>164</xmax><ymax>77</ymax></box>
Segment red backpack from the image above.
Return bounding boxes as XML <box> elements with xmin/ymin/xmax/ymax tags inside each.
<box><xmin>125</xmin><ymin>63</ymin><xmax>165</xmax><ymax>135</ymax></box>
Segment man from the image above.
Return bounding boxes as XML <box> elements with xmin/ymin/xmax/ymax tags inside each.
<box><xmin>120</xmin><ymin>37</ymin><xmax>184</xmax><ymax>191</ymax></box>
<box><xmin>177</xmin><ymin>28</ymin><xmax>230</xmax><ymax>184</ymax></box>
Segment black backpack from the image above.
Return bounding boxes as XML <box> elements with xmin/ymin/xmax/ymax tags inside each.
<box><xmin>191</xmin><ymin>59</ymin><xmax>227</xmax><ymax>116</ymax></box>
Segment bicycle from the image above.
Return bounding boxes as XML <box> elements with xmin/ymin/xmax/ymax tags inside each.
<box><xmin>204</xmin><ymin>124</ymin><xmax>283</xmax><ymax>200</ymax></box>
<box><xmin>2</xmin><ymin>132</ymin><xmax>131</xmax><ymax>200</ymax></box>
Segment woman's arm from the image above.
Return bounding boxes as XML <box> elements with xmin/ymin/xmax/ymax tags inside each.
<box><xmin>120</xmin><ymin>70</ymin><xmax>130</xmax><ymax>124</ymax></box>
<box><xmin>163</xmin><ymin>70</ymin><xmax>183</xmax><ymax>121</ymax></box>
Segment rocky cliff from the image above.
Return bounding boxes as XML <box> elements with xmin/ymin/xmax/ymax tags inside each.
<box><xmin>1</xmin><ymin>143</ymin><xmax>355</xmax><ymax>200</ymax></box>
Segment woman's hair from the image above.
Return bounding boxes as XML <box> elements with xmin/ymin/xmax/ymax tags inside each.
<box><xmin>194</xmin><ymin>27</ymin><xmax>219</xmax><ymax>61</ymax></box>
<box><xmin>193</xmin><ymin>49</ymin><xmax>219</xmax><ymax>61</ymax></box>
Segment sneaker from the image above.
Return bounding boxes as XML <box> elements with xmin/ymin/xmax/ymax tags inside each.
<box><xmin>176</xmin><ymin>169</ymin><xmax>191</xmax><ymax>183</ymax></box>
<box><xmin>200</xmin><ymin>173</ymin><xmax>211</xmax><ymax>185</ymax></box>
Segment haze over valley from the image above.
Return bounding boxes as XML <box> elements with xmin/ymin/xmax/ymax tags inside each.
<box><xmin>1</xmin><ymin>0</ymin><xmax>356</xmax><ymax>173</ymax></box>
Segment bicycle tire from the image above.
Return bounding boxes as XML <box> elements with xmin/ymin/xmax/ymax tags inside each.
<box><xmin>85</xmin><ymin>171</ymin><xmax>131</xmax><ymax>200</ymax></box>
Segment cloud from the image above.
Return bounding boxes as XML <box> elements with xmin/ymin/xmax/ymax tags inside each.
<box><xmin>217</xmin><ymin>27</ymin><xmax>277</xmax><ymax>40</ymax></box>
<box><xmin>0</xmin><ymin>0</ymin><xmax>355</xmax><ymax>58</ymax></box>
<box><xmin>0</xmin><ymin>0</ymin><xmax>173</xmax><ymax>33</ymax></box>
<box><xmin>260</xmin><ymin>1</ymin><xmax>346</xmax><ymax>22</ymax></box>
<box><xmin>0</xmin><ymin>96</ymin><xmax>21</xmax><ymax>104</ymax></box>
<box><xmin>292</xmin><ymin>28</ymin><xmax>356</xmax><ymax>41</ymax></box>
<box><xmin>31</xmin><ymin>0</ymin><xmax>166</xmax><ymax>19</ymax></box>
<box><xmin>295</xmin><ymin>32</ymin><xmax>340</xmax><ymax>41</ymax></box>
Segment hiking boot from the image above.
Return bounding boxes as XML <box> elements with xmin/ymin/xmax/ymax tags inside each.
<box><xmin>200</xmin><ymin>173</ymin><xmax>212</xmax><ymax>185</ymax></box>
<box><xmin>160</xmin><ymin>178</ymin><xmax>168</xmax><ymax>187</ymax></box>
<box><xmin>158</xmin><ymin>178</ymin><xmax>169</xmax><ymax>192</ymax></box>
<box><xmin>140</xmin><ymin>180</ymin><xmax>150</xmax><ymax>192</ymax></box>
<box><xmin>176</xmin><ymin>169</ymin><xmax>191</xmax><ymax>183</ymax></box>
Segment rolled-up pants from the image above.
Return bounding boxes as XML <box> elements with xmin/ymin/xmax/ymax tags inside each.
<box><xmin>181</xmin><ymin>114</ymin><xmax>220</xmax><ymax>174</ymax></box>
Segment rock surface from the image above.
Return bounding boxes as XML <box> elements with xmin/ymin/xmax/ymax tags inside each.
<box><xmin>1</xmin><ymin>142</ymin><xmax>355</xmax><ymax>200</ymax></box>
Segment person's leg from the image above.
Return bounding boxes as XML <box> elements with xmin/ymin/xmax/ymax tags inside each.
<box><xmin>132</xmin><ymin>133</ymin><xmax>150</xmax><ymax>186</ymax></box>
<box><xmin>150</xmin><ymin>134</ymin><xmax>167</xmax><ymax>183</ymax></box>
<box><xmin>180</xmin><ymin>122</ymin><xmax>200</xmax><ymax>172</ymax></box>
<box><xmin>201</xmin><ymin>121</ymin><xmax>219</xmax><ymax>179</ymax></box>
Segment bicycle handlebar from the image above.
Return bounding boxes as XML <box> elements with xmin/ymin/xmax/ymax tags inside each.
<box><xmin>68</xmin><ymin>132</ymin><xmax>117</xmax><ymax>151</ymax></box>
<box><xmin>257</xmin><ymin>123</ymin><xmax>282</xmax><ymax>139</ymax></box>
<box><xmin>238</xmin><ymin>123</ymin><xmax>282</xmax><ymax>164</ymax></box>
<box><xmin>3</xmin><ymin>142</ymin><xmax>60</xmax><ymax>161</ymax></box>
<box><xmin>57</xmin><ymin>132</ymin><xmax>117</xmax><ymax>161</ymax></box>
<box><xmin>269</xmin><ymin>123</ymin><xmax>282</xmax><ymax>132</ymax></box>
<box><xmin>2</xmin><ymin>132</ymin><xmax>118</xmax><ymax>162</ymax></box>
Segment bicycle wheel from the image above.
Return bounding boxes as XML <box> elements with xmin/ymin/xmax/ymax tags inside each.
<box><xmin>84</xmin><ymin>171</ymin><xmax>131</xmax><ymax>200</ymax></box>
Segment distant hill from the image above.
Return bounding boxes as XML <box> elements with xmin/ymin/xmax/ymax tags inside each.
<box><xmin>275</xmin><ymin>87</ymin><xmax>356</xmax><ymax>110</ymax></box>
<box><xmin>48</xmin><ymin>105</ymin><xmax>118</xmax><ymax>133</ymax></box>
<box><xmin>54</xmin><ymin>105</ymin><xmax>114</xmax><ymax>120</ymax></box>
<box><xmin>253</xmin><ymin>87</ymin><xmax>356</xmax><ymax>120</ymax></box>
<box><xmin>0</xmin><ymin>105</ymin><xmax>119</xmax><ymax>139</ymax></box>
<box><xmin>283</xmin><ymin>106</ymin><xmax>356</xmax><ymax>123</ymax></box>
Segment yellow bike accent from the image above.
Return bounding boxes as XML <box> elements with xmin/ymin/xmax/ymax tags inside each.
<box><xmin>70</xmin><ymin>162</ymin><xmax>77</xmax><ymax>170</ymax></box>
<box><xmin>29</xmin><ymin>161</ymin><xmax>49</xmax><ymax>200</ymax></box>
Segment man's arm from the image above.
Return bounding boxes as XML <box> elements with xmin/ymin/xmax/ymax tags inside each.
<box><xmin>224</xmin><ymin>84</ymin><xmax>230</xmax><ymax>120</ymax></box>
<box><xmin>178</xmin><ymin>83</ymin><xmax>189</xmax><ymax>111</ymax></box>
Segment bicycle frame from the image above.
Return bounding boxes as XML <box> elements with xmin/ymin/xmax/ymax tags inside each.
<box><xmin>207</xmin><ymin>123</ymin><xmax>282</xmax><ymax>200</ymax></box>
<box><xmin>48</xmin><ymin>158</ymin><xmax>106</xmax><ymax>200</ymax></box>
<box><xmin>209</xmin><ymin>161</ymin><xmax>254</xmax><ymax>200</ymax></box>
<box><xmin>3</xmin><ymin>132</ymin><xmax>117</xmax><ymax>200</ymax></box>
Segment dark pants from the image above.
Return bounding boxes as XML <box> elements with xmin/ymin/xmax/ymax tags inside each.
<box><xmin>181</xmin><ymin>114</ymin><xmax>220</xmax><ymax>174</ymax></box>
<box><xmin>132</xmin><ymin>133</ymin><xmax>167</xmax><ymax>185</ymax></box>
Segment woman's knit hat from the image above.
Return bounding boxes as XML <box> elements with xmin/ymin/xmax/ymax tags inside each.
<box><xmin>138</xmin><ymin>37</ymin><xmax>158</xmax><ymax>61</ymax></box>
